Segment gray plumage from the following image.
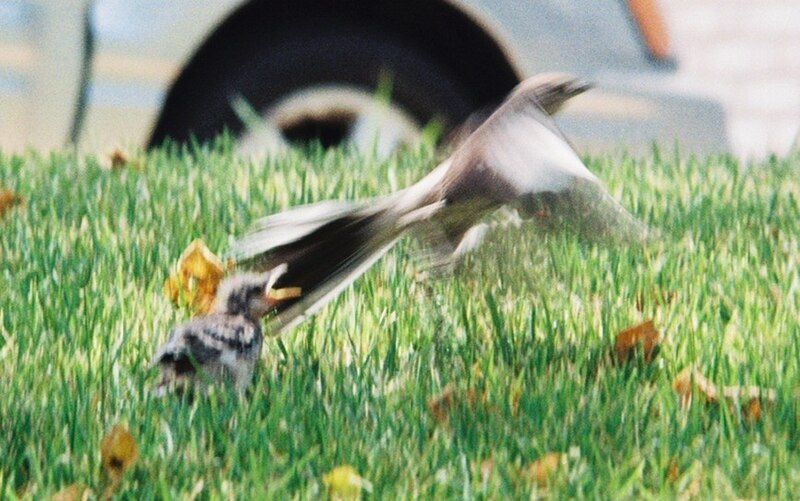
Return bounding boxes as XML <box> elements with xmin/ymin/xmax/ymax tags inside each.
<box><xmin>151</xmin><ymin>264</ymin><xmax>287</xmax><ymax>396</ymax></box>
<box><xmin>230</xmin><ymin>73</ymin><xmax>646</xmax><ymax>333</ymax></box>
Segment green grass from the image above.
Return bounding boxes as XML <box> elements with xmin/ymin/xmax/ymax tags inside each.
<box><xmin>1</xmin><ymin>140</ymin><xmax>799</xmax><ymax>499</ymax></box>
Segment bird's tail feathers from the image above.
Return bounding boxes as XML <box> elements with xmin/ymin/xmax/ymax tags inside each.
<box><xmin>230</xmin><ymin>195</ymin><xmax>443</xmax><ymax>332</ymax></box>
<box><xmin>229</xmin><ymin>200</ymin><xmax>370</xmax><ymax>262</ymax></box>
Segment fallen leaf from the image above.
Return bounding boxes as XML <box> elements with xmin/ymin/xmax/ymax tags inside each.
<box><xmin>100</xmin><ymin>424</ymin><xmax>138</xmax><ymax>480</ymax></box>
<box><xmin>51</xmin><ymin>484</ymin><xmax>91</xmax><ymax>501</ymax></box>
<box><xmin>0</xmin><ymin>189</ymin><xmax>23</xmax><ymax>218</ymax></box>
<box><xmin>180</xmin><ymin>240</ymin><xmax>226</xmax><ymax>281</ymax></box>
<box><xmin>743</xmin><ymin>398</ymin><xmax>762</xmax><ymax>424</ymax></box>
<box><xmin>615</xmin><ymin>320</ymin><xmax>661</xmax><ymax>363</ymax></box>
<box><xmin>722</xmin><ymin>384</ymin><xmax>777</xmax><ymax>403</ymax></box>
<box><xmin>427</xmin><ymin>383</ymin><xmax>487</xmax><ymax>425</ymax></box>
<box><xmin>667</xmin><ymin>458</ymin><xmax>680</xmax><ymax>484</ymax></box>
<box><xmin>673</xmin><ymin>367</ymin><xmax>775</xmax><ymax>422</ymax></box>
<box><xmin>673</xmin><ymin>367</ymin><xmax>717</xmax><ymax>406</ymax></box>
<box><xmin>465</xmin><ymin>388</ymin><xmax>486</xmax><ymax>409</ymax></box>
<box><xmin>527</xmin><ymin>453</ymin><xmax>564</xmax><ymax>487</ymax></box>
<box><xmin>165</xmin><ymin>239</ymin><xmax>231</xmax><ymax>314</ymax></box>
<box><xmin>427</xmin><ymin>384</ymin><xmax>456</xmax><ymax>424</ymax></box>
<box><xmin>510</xmin><ymin>387</ymin><xmax>523</xmax><ymax>417</ymax></box>
<box><xmin>108</xmin><ymin>148</ymin><xmax>128</xmax><ymax>169</ymax></box>
<box><xmin>323</xmin><ymin>465</ymin><xmax>372</xmax><ymax>500</ymax></box>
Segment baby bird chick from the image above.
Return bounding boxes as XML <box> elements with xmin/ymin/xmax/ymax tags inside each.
<box><xmin>152</xmin><ymin>264</ymin><xmax>287</xmax><ymax>396</ymax></box>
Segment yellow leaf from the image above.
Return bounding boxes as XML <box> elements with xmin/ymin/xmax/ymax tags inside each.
<box><xmin>164</xmin><ymin>274</ymin><xmax>182</xmax><ymax>303</ymax></box>
<box><xmin>323</xmin><ymin>465</ymin><xmax>371</xmax><ymax>500</ymax></box>
<box><xmin>180</xmin><ymin>239</ymin><xmax>226</xmax><ymax>281</ymax></box>
<box><xmin>615</xmin><ymin>320</ymin><xmax>661</xmax><ymax>363</ymax></box>
<box><xmin>52</xmin><ymin>483</ymin><xmax>91</xmax><ymax>501</ymax></box>
<box><xmin>527</xmin><ymin>452</ymin><xmax>564</xmax><ymax>487</ymax></box>
<box><xmin>0</xmin><ymin>189</ymin><xmax>23</xmax><ymax>218</ymax></box>
<box><xmin>100</xmin><ymin>424</ymin><xmax>138</xmax><ymax>480</ymax></box>
<box><xmin>164</xmin><ymin>239</ymin><xmax>232</xmax><ymax>314</ymax></box>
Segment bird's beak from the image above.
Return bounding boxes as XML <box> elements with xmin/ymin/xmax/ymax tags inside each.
<box><xmin>570</xmin><ymin>80</ymin><xmax>594</xmax><ymax>94</ymax></box>
<box><xmin>566</xmin><ymin>79</ymin><xmax>593</xmax><ymax>97</ymax></box>
<box><xmin>266</xmin><ymin>286</ymin><xmax>302</xmax><ymax>307</ymax></box>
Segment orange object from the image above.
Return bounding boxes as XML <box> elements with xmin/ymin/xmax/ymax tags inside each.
<box><xmin>615</xmin><ymin>320</ymin><xmax>661</xmax><ymax>363</ymax></box>
<box><xmin>627</xmin><ymin>0</ymin><xmax>671</xmax><ymax>60</ymax></box>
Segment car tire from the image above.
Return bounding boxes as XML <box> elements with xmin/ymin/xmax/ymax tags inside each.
<box><xmin>150</xmin><ymin>19</ymin><xmax>480</xmax><ymax>148</ymax></box>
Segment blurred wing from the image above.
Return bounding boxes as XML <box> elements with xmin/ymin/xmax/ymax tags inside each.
<box><xmin>444</xmin><ymin>73</ymin><xmax>592</xmax><ymax>152</ymax></box>
<box><xmin>475</xmin><ymin>101</ymin><xmax>598</xmax><ymax>195</ymax></box>
<box><xmin>441</xmin><ymin>79</ymin><xmax>648</xmax><ymax>248</ymax></box>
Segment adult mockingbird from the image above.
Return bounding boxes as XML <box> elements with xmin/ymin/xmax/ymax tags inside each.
<box><xmin>231</xmin><ymin>73</ymin><xmax>645</xmax><ymax>332</ymax></box>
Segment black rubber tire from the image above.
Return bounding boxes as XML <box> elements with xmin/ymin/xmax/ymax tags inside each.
<box><xmin>149</xmin><ymin>19</ymin><xmax>479</xmax><ymax>146</ymax></box>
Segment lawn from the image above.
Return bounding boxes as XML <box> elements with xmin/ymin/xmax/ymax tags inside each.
<box><xmin>1</xmin><ymin>141</ymin><xmax>799</xmax><ymax>498</ymax></box>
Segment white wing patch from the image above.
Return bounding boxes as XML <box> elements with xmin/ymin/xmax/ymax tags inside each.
<box><xmin>484</xmin><ymin>114</ymin><xmax>598</xmax><ymax>195</ymax></box>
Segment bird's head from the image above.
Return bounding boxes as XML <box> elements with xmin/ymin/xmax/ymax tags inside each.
<box><xmin>215</xmin><ymin>264</ymin><xmax>288</xmax><ymax>320</ymax></box>
<box><xmin>513</xmin><ymin>73</ymin><xmax>593</xmax><ymax>114</ymax></box>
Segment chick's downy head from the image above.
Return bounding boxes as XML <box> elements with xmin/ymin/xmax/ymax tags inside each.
<box><xmin>215</xmin><ymin>264</ymin><xmax>287</xmax><ymax>319</ymax></box>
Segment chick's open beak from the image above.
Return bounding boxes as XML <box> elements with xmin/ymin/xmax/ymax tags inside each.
<box><xmin>266</xmin><ymin>286</ymin><xmax>303</xmax><ymax>307</ymax></box>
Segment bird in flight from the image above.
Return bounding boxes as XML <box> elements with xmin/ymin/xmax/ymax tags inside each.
<box><xmin>151</xmin><ymin>264</ymin><xmax>287</xmax><ymax>396</ymax></box>
<box><xmin>230</xmin><ymin>73</ymin><xmax>646</xmax><ymax>332</ymax></box>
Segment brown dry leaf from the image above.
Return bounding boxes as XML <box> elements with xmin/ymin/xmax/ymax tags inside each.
<box><xmin>164</xmin><ymin>239</ymin><xmax>231</xmax><ymax>314</ymax></box>
<box><xmin>722</xmin><ymin>384</ymin><xmax>777</xmax><ymax>403</ymax></box>
<box><xmin>52</xmin><ymin>484</ymin><xmax>91</xmax><ymax>501</ymax></box>
<box><xmin>615</xmin><ymin>320</ymin><xmax>661</xmax><ymax>363</ymax></box>
<box><xmin>667</xmin><ymin>458</ymin><xmax>680</xmax><ymax>484</ymax></box>
<box><xmin>723</xmin><ymin>385</ymin><xmax>775</xmax><ymax>424</ymax></box>
<box><xmin>427</xmin><ymin>384</ymin><xmax>456</xmax><ymax>424</ymax></box>
<box><xmin>743</xmin><ymin>398</ymin><xmax>762</xmax><ymax>423</ymax></box>
<box><xmin>100</xmin><ymin>424</ymin><xmax>138</xmax><ymax>480</ymax></box>
<box><xmin>427</xmin><ymin>384</ymin><xmax>488</xmax><ymax>424</ymax></box>
<box><xmin>104</xmin><ymin>148</ymin><xmax>143</xmax><ymax>170</ymax></box>
<box><xmin>673</xmin><ymin>367</ymin><xmax>775</xmax><ymax>422</ymax></box>
<box><xmin>0</xmin><ymin>189</ymin><xmax>23</xmax><ymax>218</ymax></box>
<box><xmin>673</xmin><ymin>367</ymin><xmax>718</xmax><ymax>407</ymax></box>
<box><xmin>465</xmin><ymin>388</ymin><xmax>487</xmax><ymax>409</ymax></box>
<box><xmin>510</xmin><ymin>387</ymin><xmax>523</xmax><ymax>417</ymax></box>
<box><xmin>527</xmin><ymin>453</ymin><xmax>564</xmax><ymax>487</ymax></box>
<box><xmin>108</xmin><ymin>148</ymin><xmax>128</xmax><ymax>169</ymax></box>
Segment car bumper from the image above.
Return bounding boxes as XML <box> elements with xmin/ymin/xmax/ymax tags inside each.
<box><xmin>555</xmin><ymin>71</ymin><xmax>729</xmax><ymax>155</ymax></box>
